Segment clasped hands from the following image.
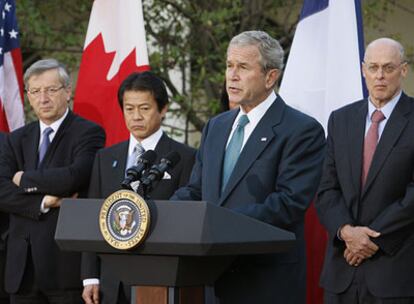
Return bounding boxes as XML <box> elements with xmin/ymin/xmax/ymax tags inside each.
<box><xmin>340</xmin><ymin>224</ymin><xmax>380</xmax><ymax>267</ymax></box>
<box><xmin>12</xmin><ymin>171</ymin><xmax>77</xmax><ymax>208</ymax></box>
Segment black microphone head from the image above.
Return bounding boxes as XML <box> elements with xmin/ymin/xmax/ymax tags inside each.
<box><xmin>161</xmin><ymin>151</ymin><xmax>181</xmax><ymax>168</ymax></box>
<box><xmin>138</xmin><ymin>150</ymin><xmax>157</xmax><ymax>165</ymax></box>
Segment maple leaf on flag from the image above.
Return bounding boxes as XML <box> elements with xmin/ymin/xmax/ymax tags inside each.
<box><xmin>74</xmin><ymin>0</ymin><xmax>150</xmax><ymax>146</ymax></box>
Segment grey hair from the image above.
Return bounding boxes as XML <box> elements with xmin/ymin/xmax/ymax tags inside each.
<box><xmin>24</xmin><ymin>58</ymin><xmax>71</xmax><ymax>89</ymax></box>
<box><xmin>364</xmin><ymin>38</ymin><xmax>406</xmax><ymax>63</ymax></box>
<box><xmin>228</xmin><ymin>30</ymin><xmax>285</xmax><ymax>72</ymax></box>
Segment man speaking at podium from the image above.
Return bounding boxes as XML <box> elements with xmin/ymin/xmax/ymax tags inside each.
<box><xmin>82</xmin><ymin>71</ymin><xmax>196</xmax><ymax>304</ymax></box>
<box><xmin>172</xmin><ymin>31</ymin><xmax>325</xmax><ymax>303</ymax></box>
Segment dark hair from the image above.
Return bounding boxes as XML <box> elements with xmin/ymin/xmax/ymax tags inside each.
<box><xmin>117</xmin><ymin>71</ymin><xmax>169</xmax><ymax>112</ymax></box>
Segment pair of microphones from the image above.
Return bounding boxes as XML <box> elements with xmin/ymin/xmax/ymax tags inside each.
<box><xmin>121</xmin><ymin>150</ymin><xmax>181</xmax><ymax>192</ymax></box>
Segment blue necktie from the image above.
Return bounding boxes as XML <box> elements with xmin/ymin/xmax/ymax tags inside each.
<box><xmin>221</xmin><ymin>115</ymin><xmax>249</xmax><ymax>193</ymax></box>
<box><xmin>38</xmin><ymin>127</ymin><xmax>53</xmax><ymax>166</ymax></box>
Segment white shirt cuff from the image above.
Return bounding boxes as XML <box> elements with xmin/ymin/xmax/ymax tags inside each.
<box><xmin>83</xmin><ymin>278</ymin><xmax>100</xmax><ymax>286</ymax></box>
<box><xmin>40</xmin><ymin>197</ymin><xmax>50</xmax><ymax>214</ymax></box>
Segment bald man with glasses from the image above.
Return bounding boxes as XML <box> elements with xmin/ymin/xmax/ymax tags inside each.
<box><xmin>316</xmin><ymin>38</ymin><xmax>414</xmax><ymax>303</ymax></box>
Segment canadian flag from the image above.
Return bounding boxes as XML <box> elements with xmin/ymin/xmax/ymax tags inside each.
<box><xmin>74</xmin><ymin>0</ymin><xmax>150</xmax><ymax>146</ymax></box>
<box><xmin>0</xmin><ymin>0</ymin><xmax>24</xmax><ymax>132</ymax></box>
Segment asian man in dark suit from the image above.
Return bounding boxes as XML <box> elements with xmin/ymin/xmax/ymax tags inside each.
<box><xmin>0</xmin><ymin>59</ymin><xmax>105</xmax><ymax>304</ymax></box>
<box><xmin>316</xmin><ymin>38</ymin><xmax>414</xmax><ymax>303</ymax></box>
<box><xmin>82</xmin><ymin>71</ymin><xmax>196</xmax><ymax>304</ymax></box>
<box><xmin>172</xmin><ymin>31</ymin><xmax>325</xmax><ymax>304</ymax></box>
<box><xmin>0</xmin><ymin>131</ymin><xmax>8</xmax><ymax>304</ymax></box>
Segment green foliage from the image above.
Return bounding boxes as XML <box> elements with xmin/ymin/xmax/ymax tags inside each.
<box><xmin>16</xmin><ymin>0</ymin><xmax>92</xmax><ymax>68</ymax></box>
<box><xmin>16</xmin><ymin>0</ymin><xmax>92</xmax><ymax>122</ymax></box>
<box><xmin>17</xmin><ymin>0</ymin><xmax>412</xmax><ymax>134</ymax></box>
<box><xmin>143</xmin><ymin>0</ymin><xmax>301</xmax><ymax>133</ymax></box>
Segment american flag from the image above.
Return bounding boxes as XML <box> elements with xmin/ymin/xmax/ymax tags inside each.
<box><xmin>0</xmin><ymin>0</ymin><xmax>24</xmax><ymax>132</ymax></box>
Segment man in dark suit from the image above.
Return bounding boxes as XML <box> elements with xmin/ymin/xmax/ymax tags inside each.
<box><xmin>0</xmin><ymin>132</ymin><xmax>9</xmax><ymax>304</ymax></box>
<box><xmin>172</xmin><ymin>31</ymin><xmax>325</xmax><ymax>303</ymax></box>
<box><xmin>316</xmin><ymin>38</ymin><xmax>414</xmax><ymax>303</ymax></box>
<box><xmin>0</xmin><ymin>59</ymin><xmax>105</xmax><ymax>304</ymax></box>
<box><xmin>82</xmin><ymin>71</ymin><xmax>196</xmax><ymax>304</ymax></box>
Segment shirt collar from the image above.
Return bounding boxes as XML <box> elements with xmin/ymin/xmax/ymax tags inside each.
<box><xmin>128</xmin><ymin>128</ymin><xmax>163</xmax><ymax>156</ymax></box>
<box><xmin>368</xmin><ymin>90</ymin><xmax>401</xmax><ymax>120</ymax></box>
<box><xmin>235</xmin><ymin>90</ymin><xmax>277</xmax><ymax>127</ymax></box>
<box><xmin>39</xmin><ymin>108</ymin><xmax>69</xmax><ymax>135</ymax></box>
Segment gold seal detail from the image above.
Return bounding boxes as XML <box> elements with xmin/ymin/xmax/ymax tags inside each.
<box><xmin>99</xmin><ymin>190</ymin><xmax>150</xmax><ymax>250</ymax></box>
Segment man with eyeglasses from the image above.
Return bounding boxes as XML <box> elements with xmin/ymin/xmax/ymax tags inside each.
<box><xmin>316</xmin><ymin>38</ymin><xmax>414</xmax><ymax>303</ymax></box>
<box><xmin>0</xmin><ymin>59</ymin><xmax>105</xmax><ymax>303</ymax></box>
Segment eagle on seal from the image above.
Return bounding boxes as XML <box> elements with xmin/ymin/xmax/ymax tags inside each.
<box><xmin>114</xmin><ymin>208</ymin><xmax>136</xmax><ymax>236</ymax></box>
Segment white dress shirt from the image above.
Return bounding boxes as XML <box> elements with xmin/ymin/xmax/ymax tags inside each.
<box><xmin>226</xmin><ymin>90</ymin><xmax>277</xmax><ymax>150</ymax></box>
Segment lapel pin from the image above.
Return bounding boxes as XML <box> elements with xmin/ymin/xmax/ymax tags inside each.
<box><xmin>112</xmin><ymin>160</ymin><xmax>118</xmax><ymax>168</ymax></box>
<box><xmin>261</xmin><ymin>137</ymin><xmax>267</xmax><ymax>142</ymax></box>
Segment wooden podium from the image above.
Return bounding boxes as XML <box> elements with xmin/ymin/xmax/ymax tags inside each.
<box><xmin>55</xmin><ymin>199</ymin><xmax>295</xmax><ymax>304</ymax></box>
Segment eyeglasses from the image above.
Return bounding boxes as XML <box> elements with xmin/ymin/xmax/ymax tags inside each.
<box><xmin>364</xmin><ymin>62</ymin><xmax>406</xmax><ymax>75</ymax></box>
<box><xmin>27</xmin><ymin>86</ymin><xmax>65</xmax><ymax>98</ymax></box>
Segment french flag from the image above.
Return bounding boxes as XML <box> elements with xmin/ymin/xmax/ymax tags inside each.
<box><xmin>280</xmin><ymin>0</ymin><xmax>366</xmax><ymax>129</ymax></box>
<box><xmin>74</xmin><ymin>0</ymin><xmax>150</xmax><ymax>146</ymax></box>
<box><xmin>0</xmin><ymin>0</ymin><xmax>24</xmax><ymax>132</ymax></box>
<box><xmin>279</xmin><ymin>1</ymin><xmax>366</xmax><ymax>303</ymax></box>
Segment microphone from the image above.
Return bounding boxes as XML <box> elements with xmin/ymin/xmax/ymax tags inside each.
<box><xmin>141</xmin><ymin>151</ymin><xmax>181</xmax><ymax>187</ymax></box>
<box><xmin>121</xmin><ymin>150</ymin><xmax>157</xmax><ymax>190</ymax></box>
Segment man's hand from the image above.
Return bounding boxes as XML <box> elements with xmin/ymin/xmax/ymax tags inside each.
<box><xmin>43</xmin><ymin>193</ymin><xmax>78</xmax><ymax>209</ymax></box>
<box><xmin>82</xmin><ymin>284</ymin><xmax>99</xmax><ymax>304</ymax></box>
<box><xmin>344</xmin><ymin>248</ymin><xmax>364</xmax><ymax>267</ymax></box>
<box><xmin>43</xmin><ymin>195</ymin><xmax>62</xmax><ymax>208</ymax></box>
<box><xmin>12</xmin><ymin>171</ymin><xmax>24</xmax><ymax>186</ymax></box>
<box><xmin>340</xmin><ymin>224</ymin><xmax>380</xmax><ymax>259</ymax></box>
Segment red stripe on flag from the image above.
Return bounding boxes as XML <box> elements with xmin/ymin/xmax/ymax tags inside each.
<box><xmin>305</xmin><ymin>203</ymin><xmax>327</xmax><ymax>303</ymax></box>
<box><xmin>0</xmin><ymin>102</ymin><xmax>10</xmax><ymax>132</ymax></box>
<box><xmin>11</xmin><ymin>48</ymin><xmax>25</xmax><ymax>103</ymax></box>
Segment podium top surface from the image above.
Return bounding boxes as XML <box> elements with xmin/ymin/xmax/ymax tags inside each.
<box><xmin>56</xmin><ymin>199</ymin><xmax>295</xmax><ymax>256</ymax></box>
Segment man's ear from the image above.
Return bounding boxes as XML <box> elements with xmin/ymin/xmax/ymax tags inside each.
<box><xmin>161</xmin><ymin>104</ymin><xmax>168</xmax><ymax>118</ymax></box>
<box><xmin>65</xmin><ymin>86</ymin><xmax>72</xmax><ymax>102</ymax></box>
<box><xmin>265</xmin><ymin>69</ymin><xmax>280</xmax><ymax>89</ymax></box>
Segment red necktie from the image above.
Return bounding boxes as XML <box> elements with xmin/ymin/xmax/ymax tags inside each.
<box><xmin>362</xmin><ymin>110</ymin><xmax>385</xmax><ymax>187</ymax></box>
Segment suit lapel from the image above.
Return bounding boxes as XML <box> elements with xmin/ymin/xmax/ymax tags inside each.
<box><xmin>154</xmin><ymin>133</ymin><xmax>171</xmax><ymax>163</ymax></box>
<box><xmin>22</xmin><ymin>123</ymin><xmax>40</xmax><ymax>170</ymax></box>
<box><xmin>348</xmin><ymin>102</ymin><xmax>367</xmax><ymax>200</ymax></box>
<box><xmin>39</xmin><ymin>111</ymin><xmax>75</xmax><ymax>168</ymax></box>
<box><xmin>209</xmin><ymin>111</ymin><xmax>237</xmax><ymax>204</ymax></box>
<box><xmin>110</xmin><ymin>141</ymin><xmax>129</xmax><ymax>181</ymax></box>
<box><xmin>361</xmin><ymin>94</ymin><xmax>411</xmax><ymax>198</ymax></box>
<box><xmin>219</xmin><ymin>97</ymin><xmax>283</xmax><ymax>205</ymax></box>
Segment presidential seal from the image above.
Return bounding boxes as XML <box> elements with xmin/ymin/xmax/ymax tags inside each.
<box><xmin>99</xmin><ymin>190</ymin><xmax>150</xmax><ymax>250</ymax></box>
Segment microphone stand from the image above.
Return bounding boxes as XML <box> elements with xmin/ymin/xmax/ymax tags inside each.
<box><xmin>136</xmin><ymin>181</ymin><xmax>151</xmax><ymax>200</ymax></box>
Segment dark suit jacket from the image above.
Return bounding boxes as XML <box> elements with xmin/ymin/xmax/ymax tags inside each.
<box><xmin>82</xmin><ymin>133</ymin><xmax>196</xmax><ymax>304</ymax></box>
<box><xmin>316</xmin><ymin>93</ymin><xmax>414</xmax><ymax>297</ymax></box>
<box><xmin>172</xmin><ymin>96</ymin><xmax>325</xmax><ymax>304</ymax></box>
<box><xmin>0</xmin><ymin>111</ymin><xmax>105</xmax><ymax>293</ymax></box>
<box><xmin>0</xmin><ymin>132</ymin><xmax>8</xmax><ymax>299</ymax></box>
